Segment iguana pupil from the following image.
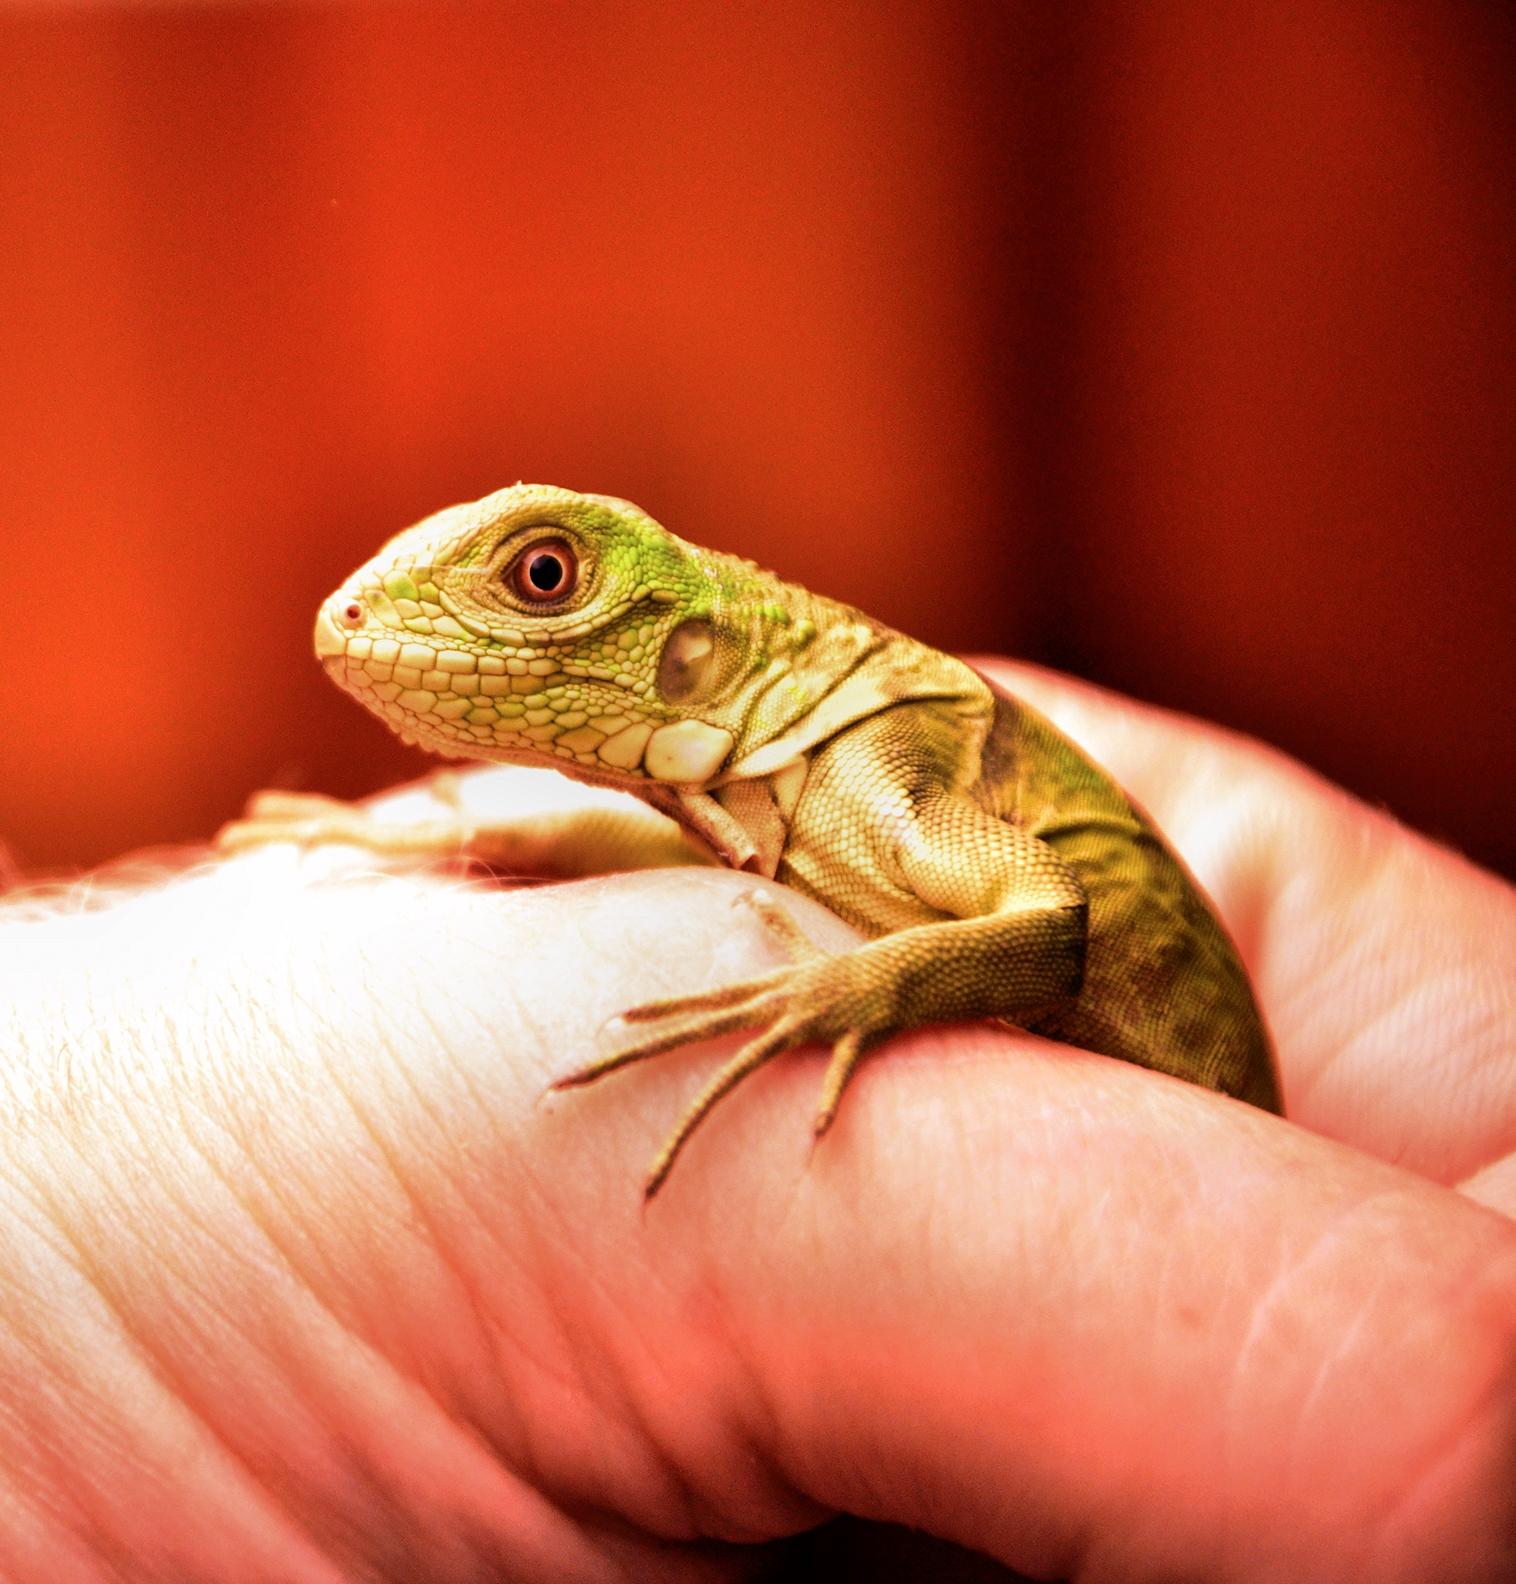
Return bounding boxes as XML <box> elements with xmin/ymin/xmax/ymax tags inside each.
<box><xmin>514</xmin><ymin>540</ymin><xmax>576</xmax><ymax>601</ymax></box>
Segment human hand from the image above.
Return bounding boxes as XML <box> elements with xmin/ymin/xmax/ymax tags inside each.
<box><xmin>0</xmin><ymin>660</ymin><xmax>1510</xmax><ymax>1582</ymax></box>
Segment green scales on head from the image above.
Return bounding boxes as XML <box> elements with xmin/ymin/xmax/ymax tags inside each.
<box><xmin>314</xmin><ymin>485</ymin><xmax>963</xmax><ymax>819</ymax></box>
<box><xmin>236</xmin><ymin>483</ymin><xmax>1279</xmax><ymax>1195</ymax></box>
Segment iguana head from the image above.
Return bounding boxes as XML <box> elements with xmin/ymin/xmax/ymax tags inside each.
<box><xmin>314</xmin><ymin>483</ymin><xmax>835</xmax><ymax>788</ymax></box>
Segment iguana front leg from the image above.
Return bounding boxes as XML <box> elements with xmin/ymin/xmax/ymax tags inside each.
<box><xmin>557</xmin><ymin>794</ymin><xmax>1088</xmax><ymax>1196</ymax></box>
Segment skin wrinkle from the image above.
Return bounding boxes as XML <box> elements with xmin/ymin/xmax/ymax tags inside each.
<box><xmin>0</xmin><ymin>1204</ymin><xmax>157</xmax><ymax>1561</ymax></box>
<box><xmin>510</xmin><ymin>1304</ymin><xmax>659</xmax><ymax>1540</ymax></box>
<box><xmin>298</xmin><ymin>1365</ymin><xmax>603</xmax><ymax>1583</ymax></box>
<box><xmin>385</xmin><ymin>1005</ymin><xmax>573</xmax><ymax>1454</ymax></box>
<box><xmin>1350</xmin><ymin>976</ymin><xmax>1505</xmax><ymax>1182</ymax></box>
<box><xmin>1364</xmin><ymin>1311</ymin><xmax>1516</xmax><ymax>1578</ymax></box>
<box><xmin>455</xmin><ymin>1189</ymin><xmax>661</xmax><ymax>1566</ymax></box>
<box><xmin>1267</xmin><ymin>1182</ymin><xmax>1505</xmax><ymax>1532</ymax></box>
<box><xmin>1329</xmin><ymin>992</ymin><xmax>1438</xmax><ymax>1164</ymax></box>
<box><xmin>1458</xmin><ymin>1151</ymin><xmax>1516</xmax><ymax>1215</ymax></box>
<box><xmin>500</xmin><ymin>1201</ymin><xmax>670</xmax><ymax>1534</ymax></box>
<box><xmin>558</xmin><ymin>1211</ymin><xmax>807</xmax><ymax>1553</ymax></box>
<box><xmin>1283</xmin><ymin>1256</ymin><xmax>1381</xmax><ymax>1468</ymax></box>
<box><xmin>289</xmin><ymin>891</ymin><xmax>601</xmax><ymax>1516</ymax></box>
<box><xmin>169</xmin><ymin>1103</ymin><xmax>608</xmax><ymax>1575</ymax></box>
<box><xmin>0</xmin><ymin>1192</ymin><xmax>285</xmax><ymax>1572</ymax></box>
<box><xmin>160</xmin><ymin>957</ymin><xmax>405</xmax><ymax>1350</ymax></box>
<box><xmin>764</xmin><ymin>1055</ymin><xmax>1102</xmax><ymax>1543</ymax></box>
<box><xmin>1254</xmin><ymin>831</ymin><xmax>1394</xmax><ymax>1115</ymax></box>
<box><xmin>1222</xmin><ymin>1198</ymin><xmax>1357</xmax><ymax>1458</ymax></box>
<box><xmin>319</xmin><ymin>1031</ymin><xmax>496</xmax><ymax>1390</ymax></box>
<box><xmin>537</xmin><ymin>1147</ymin><xmax>782</xmax><ymax>1545</ymax></box>
<box><xmin>2</xmin><ymin>872</ymin><xmax>608</xmax><ymax>1581</ymax></box>
<box><xmin>524</xmin><ymin>898</ymin><xmax>831</xmax><ymax>1546</ymax></box>
<box><xmin>209</xmin><ymin>1025</ymin><xmax>397</xmax><ymax>1335</ymax></box>
<box><xmin>0</xmin><ymin>1483</ymin><xmax>102</xmax><ymax>1584</ymax></box>
<box><xmin>650</xmin><ymin>1250</ymin><xmax>819</xmax><ymax>1545</ymax></box>
<box><xmin>616</xmin><ymin>1350</ymin><xmax>750</xmax><ymax>1544</ymax></box>
<box><xmin>141</xmin><ymin>1076</ymin><xmax>357</xmax><ymax>1353</ymax></box>
<box><xmin>1271</xmin><ymin>797</ymin><xmax>1516</xmax><ymax>1184</ymax></box>
<box><xmin>1435</xmin><ymin>1000</ymin><xmax>1516</xmax><ymax>1181</ymax></box>
<box><xmin>448</xmin><ymin>909</ymin><xmax>707</xmax><ymax>1527</ymax></box>
<box><xmin>25</xmin><ymin>1066</ymin><xmax>289</xmax><ymax>1340</ymax></box>
<box><xmin>40</xmin><ymin>1163</ymin><xmax>304</xmax><ymax>1477</ymax></box>
<box><xmin>444</xmin><ymin>1079</ymin><xmax>686</xmax><ymax>1535</ymax></box>
<box><xmin>0</xmin><ymin>1143</ymin><xmax>348</xmax><ymax>1581</ymax></box>
<box><xmin>320</xmin><ymin>877</ymin><xmax>760</xmax><ymax>1550</ymax></box>
<box><xmin>701</xmin><ymin>1283</ymin><xmax>822</xmax><ymax>1546</ymax></box>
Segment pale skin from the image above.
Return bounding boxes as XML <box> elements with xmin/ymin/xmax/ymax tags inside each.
<box><xmin>0</xmin><ymin>663</ymin><xmax>1512</xmax><ymax>1582</ymax></box>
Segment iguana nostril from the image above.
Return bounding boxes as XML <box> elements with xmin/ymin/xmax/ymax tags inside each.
<box><xmin>312</xmin><ymin>600</ymin><xmax>351</xmax><ymax>659</ymax></box>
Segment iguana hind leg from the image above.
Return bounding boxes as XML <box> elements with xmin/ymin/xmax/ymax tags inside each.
<box><xmin>217</xmin><ymin>772</ymin><xmax>708</xmax><ymax>877</ymax></box>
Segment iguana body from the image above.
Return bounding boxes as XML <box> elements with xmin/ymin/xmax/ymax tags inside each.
<box><xmin>225</xmin><ymin>484</ymin><xmax>1279</xmax><ymax>1193</ymax></box>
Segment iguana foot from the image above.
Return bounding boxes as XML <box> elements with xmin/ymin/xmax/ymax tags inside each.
<box><xmin>216</xmin><ymin>780</ymin><xmax>474</xmax><ymax>859</ymax></box>
<box><xmin>555</xmin><ymin>890</ymin><xmax>885</xmax><ymax>1197</ymax></box>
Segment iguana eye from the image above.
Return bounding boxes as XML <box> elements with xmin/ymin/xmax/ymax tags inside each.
<box><xmin>509</xmin><ymin>539</ymin><xmax>577</xmax><ymax>603</ymax></box>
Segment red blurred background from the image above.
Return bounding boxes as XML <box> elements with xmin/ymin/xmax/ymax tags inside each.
<box><xmin>2</xmin><ymin>1</ymin><xmax>1512</xmax><ymax>879</ymax></box>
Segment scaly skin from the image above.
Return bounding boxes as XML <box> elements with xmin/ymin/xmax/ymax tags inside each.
<box><xmin>223</xmin><ymin>483</ymin><xmax>1280</xmax><ymax>1193</ymax></box>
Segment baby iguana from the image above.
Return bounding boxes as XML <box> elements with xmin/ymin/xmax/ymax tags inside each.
<box><xmin>224</xmin><ymin>484</ymin><xmax>1279</xmax><ymax>1195</ymax></box>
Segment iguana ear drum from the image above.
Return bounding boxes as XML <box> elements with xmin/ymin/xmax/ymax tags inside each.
<box><xmin>658</xmin><ymin>618</ymin><xmax>717</xmax><ymax>704</ymax></box>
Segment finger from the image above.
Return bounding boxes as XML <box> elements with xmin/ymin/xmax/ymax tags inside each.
<box><xmin>698</xmin><ymin>1020</ymin><xmax>1516</xmax><ymax>1583</ymax></box>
